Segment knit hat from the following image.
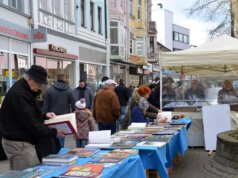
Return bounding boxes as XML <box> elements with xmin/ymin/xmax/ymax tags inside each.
<box><xmin>139</xmin><ymin>97</ymin><xmax>149</xmax><ymax>111</ymax></box>
<box><xmin>26</xmin><ymin>65</ymin><xmax>48</xmax><ymax>84</ymax></box>
<box><xmin>75</xmin><ymin>98</ymin><xmax>86</xmax><ymax>109</ymax></box>
<box><xmin>137</xmin><ymin>85</ymin><xmax>151</xmax><ymax>97</ymax></box>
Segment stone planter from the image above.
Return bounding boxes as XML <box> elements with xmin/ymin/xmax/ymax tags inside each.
<box><xmin>214</xmin><ymin>130</ymin><xmax>238</xmax><ymax>169</ymax></box>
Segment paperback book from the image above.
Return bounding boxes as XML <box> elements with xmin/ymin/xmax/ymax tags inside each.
<box><xmin>143</xmin><ymin>135</ymin><xmax>173</xmax><ymax>142</ymax></box>
<box><xmin>67</xmin><ymin>164</ymin><xmax>104</xmax><ymax>173</ymax></box>
<box><xmin>66</xmin><ymin>148</ymin><xmax>100</xmax><ymax>157</ymax></box>
<box><xmin>111</xmin><ymin>140</ymin><xmax>138</xmax><ymax>149</ymax></box>
<box><xmin>43</xmin><ymin>154</ymin><xmax>78</xmax><ymax>164</ymax></box>
<box><xmin>136</xmin><ymin>141</ymin><xmax>166</xmax><ymax>148</ymax></box>
<box><xmin>60</xmin><ymin>170</ymin><xmax>102</xmax><ymax>178</ymax></box>
<box><xmin>110</xmin><ymin>149</ymin><xmax>138</xmax><ymax>155</ymax></box>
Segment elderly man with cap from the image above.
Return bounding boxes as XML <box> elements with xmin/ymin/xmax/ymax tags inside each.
<box><xmin>0</xmin><ymin>65</ymin><xmax>67</xmax><ymax>170</ymax></box>
<box><xmin>93</xmin><ymin>79</ymin><xmax>120</xmax><ymax>134</ymax></box>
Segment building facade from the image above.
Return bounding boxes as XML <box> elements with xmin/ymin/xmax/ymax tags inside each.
<box><xmin>152</xmin><ymin>8</ymin><xmax>190</xmax><ymax>51</ymax></box>
<box><xmin>76</xmin><ymin>0</ymin><xmax>108</xmax><ymax>93</ymax></box>
<box><xmin>108</xmin><ymin>0</ymin><xmax>130</xmax><ymax>85</ymax></box>
<box><xmin>0</xmin><ymin>0</ymin><xmax>32</xmax><ymax>105</ymax></box>
<box><xmin>129</xmin><ymin>0</ymin><xmax>150</xmax><ymax>86</ymax></box>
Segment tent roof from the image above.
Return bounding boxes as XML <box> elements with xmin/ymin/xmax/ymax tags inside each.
<box><xmin>161</xmin><ymin>35</ymin><xmax>238</xmax><ymax>67</ymax></box>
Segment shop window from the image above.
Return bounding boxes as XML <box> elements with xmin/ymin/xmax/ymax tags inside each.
<box><xmin>0</xmin><ymin>52</ymin><xmax>8</xmax><ymax>104</ymax></box>
<box><xmin>11</xmin><ymin>54</ymin><xmax>28</xmax><ymax>86</ymax></box>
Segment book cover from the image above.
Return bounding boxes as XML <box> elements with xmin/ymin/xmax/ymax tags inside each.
<box><xmin>67</xmin><ymin>164</ymin><xmax>104</xmax><ymax>173</ymax></box>
<box><xmin>44</xmin><ymin>113</ymin><xmax>77</xmax><ymax>134</ymax></box>
<box><xmin>34</xmin><ymin>162</ymin><xmax>67</xmax><ymax>170</ymax></box>
<box><xmin>0</xmin><ymin>170</ymin><xmax>38</xmax><ymax>178</ymax></box>
<box><xmin>152</xmin><ymin>130</ymin><xmax>178</xmax><ymax>135</ymax></box>
<box><xmin>66</xmin><ymin>148</ymin><xmax>100</xmax><ymax>158</ymax></box>
<box><xmin>144</xmin><ymin>135</ymin><xmax>173</xmax><ymax>142</ymax></box>
<box><xmin>60</xmin><ymin>170</ymin><xmax>102</xmax><ymax>178</ymax></box>
<box><xmin>136</xmin><ymin>141</ymin><xmax>166</xmax><ymax>148</ymax></box>
<box><xmin>42</xmin><ymin>154</ymin><xmax>78</xmax><ymax>163</ymax></box>
<box><xmin>110</xmin><ymin>149</ymin><xmax>138</xmax><ymax>155</ymax></box>
<box><xmin>111</xmin><ymin>140</ymin><xmax>137</xmax><ymax>149</ymax></box>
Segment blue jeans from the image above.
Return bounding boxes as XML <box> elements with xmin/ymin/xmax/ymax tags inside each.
<box><xmin>58</xmin><ymin>138</ymin><xmax>65</xmax><ymax>148</ymax></box>
<box><xmin>120</xmin><ymin>106</ymin><xmax>126</xmax><ymax>126</ymax></box>
<box><xmin>76</xmin><ymin>139</ymin><xmax>88</xmax><ymax>148</ymax></box>
<box><xmin>98</xmin><ymin>122</ymin><xmax>116</xmax><ymax>134</ymax></box>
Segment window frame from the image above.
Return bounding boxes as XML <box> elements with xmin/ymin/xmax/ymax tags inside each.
<box><xmin>81</xmin><ymin>0</ymin><xmax>85</xmax><ymax>27</ymax></box>
<box><xmin>137</xmin><ymin>0</ymin><xmax>141</xmax><ymax>20</ymax></box>
<box><xmin>90</xmin><ymin>1</ymin><xmax>94</xmax><ymax>31</ymax></box>
<box><xmin>98</xmin><ymin>6</ymin><xmax>102</xmax><ymax>34</ymax></box>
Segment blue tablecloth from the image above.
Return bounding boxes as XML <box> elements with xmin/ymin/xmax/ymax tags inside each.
<box><xmin>42</xmin><ymin>148</ymin><xmax>146</xmax><ymax>178</ymax></box>
<box><xmin>134</xmin><ymin>145</ymin><xmax>168</xmax><ymax>178</ymax></box>
<box><xmin>171</xmin><ymin>118</ymin><xmax>192</xmax><ymax>130</ymax></box>
<box><xmin>133</xmin><ymin>118</ymin><xmax>191</xmax><ymax>178</ymax></box>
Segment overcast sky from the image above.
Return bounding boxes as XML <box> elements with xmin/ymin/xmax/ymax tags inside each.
<box><xmin>151</xmin><ymin>0</ymin><xmax>216</xmax><ymax>46</ymax></box>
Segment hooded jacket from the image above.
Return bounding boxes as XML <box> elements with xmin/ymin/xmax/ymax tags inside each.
<box><xmin>75</xmin><ymin>109</ymin><xmax>96</xmax><ymax>139</ymax></box>
<box><xmin>42</xmin><ymin>81</ymin><xmax>75</xmax><ymax>115</ymax></box>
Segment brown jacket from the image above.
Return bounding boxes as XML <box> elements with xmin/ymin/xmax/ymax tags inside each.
<box><xmin>93</xmin><ymin>88</ymin><xmax>120</xmax><ymax>123</ymax></box>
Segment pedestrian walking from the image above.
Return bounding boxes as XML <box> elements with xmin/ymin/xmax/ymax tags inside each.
<box><xmin>42</xmin><ymin>73</ymin><xmax>75</xmax><ymax>148</ymax></box>
<box><xmin>114</xmin><ymin>79</ymin><xmax>131</xmax><ymax>127</ymax></box>
<box><xmin>74</xmin><ymin>98</ymin><xmax>96</xmax><ymax>148</ymax></box>
<box><xmin>0</xmin><ymin>65</ymin><xmax>66</xmax><ymax>170</ymax></box>
<box><xmin>93</xmin><ymin>79</ymin><xmax>120</xmax><ymax>134</ymax></box>
<box><xmin>73</xmin><ymin>79</ymin><xmax>94</xmax><ymax>110</ymax></box>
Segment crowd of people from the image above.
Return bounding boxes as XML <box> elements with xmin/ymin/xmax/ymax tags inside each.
<box><xmin>0</xmin><ymin>64</ymin><xmax>238</xmax><ymax>170</ymax></box>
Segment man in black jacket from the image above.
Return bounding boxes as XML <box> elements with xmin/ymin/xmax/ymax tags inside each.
<box><xmin>0</xmin><ymin>65</ymin><xmax>66</xmax><ymax>170</ymax></box>
<box><xmin>42</xmin><ymin>73</ymin><xmax>75</xmax><ymax>148</ymax></box>
<box><xmin>114</xmin><ymin>79</ymin><xmax>131</xmax><ymax>128</ymax></box>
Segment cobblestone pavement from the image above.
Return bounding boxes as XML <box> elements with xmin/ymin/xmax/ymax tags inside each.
<box><xmin>0</xmin><ymin>140</ymin><xmax>228</xmax><ymax>177</ymax></box>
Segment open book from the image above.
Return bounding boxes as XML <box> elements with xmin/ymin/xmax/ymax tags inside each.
<box><xmin>85</xmin><ymin>130</ymin><xmax>112</xmax><ymax>148</ymax></box>
<box><xmin>44</xmin><ymin>113</ymin><xmax>77</xmax><ymax>134</ymax></box>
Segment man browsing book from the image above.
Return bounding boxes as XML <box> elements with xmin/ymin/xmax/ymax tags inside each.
<box><xmin>0</xmin><ymin>65</ymin><xmax>67</xmax><ymax>171</ymax></box>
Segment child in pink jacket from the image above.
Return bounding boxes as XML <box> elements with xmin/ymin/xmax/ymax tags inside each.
<box><xmin>75</xmin><ymin>98</ymin><xmax>96</xmax><ymax>148</ymax></box>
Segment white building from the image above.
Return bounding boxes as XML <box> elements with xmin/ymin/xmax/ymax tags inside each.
<box><xmin>152</xmin><ymin>8</ymin><xmax>190</xmax><ymax>51</ymax></box>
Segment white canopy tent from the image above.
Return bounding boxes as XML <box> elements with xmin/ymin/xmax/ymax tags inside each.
<box><xmin>160</xmin><ymin>35</ymin><xmax>238</xmax><ymax>75</ymax></box>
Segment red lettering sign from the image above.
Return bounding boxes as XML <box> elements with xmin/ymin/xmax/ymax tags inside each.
<box><xmin>0</xmin><ymin>25</ymin><xmax>29</xmax><ymax>40</ymax></box>
<box><xmin>34</xmin><ymin>32</ymin><xmax>44</xmax><ymax>39</ymax></box>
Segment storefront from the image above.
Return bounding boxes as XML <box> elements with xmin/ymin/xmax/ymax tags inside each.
<box><xmin>78</xmin><ymin>44</ymin><xmax>107</xmax><ymax>93</ymax></box>
<box><xmin>33</xmin><ymin>44</ymin><xmax>78</xmax><ymax>92</ymax></box>
<box><xmin>0</xmin><ymin>18</ymin><xmax>31</xmax><ymax>105</ymax></box>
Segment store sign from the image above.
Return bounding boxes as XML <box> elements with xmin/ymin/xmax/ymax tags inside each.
<box><xmin>143</xmin><ymin>64</ymin><xmax>153</xmax><ymax>72</ymax></box>
<box><xmin>0</xmin><ymin>18</ymin><xmax>47</xmax><ymax>43</ymax></box>
<box><xmin>143</xmin><ymin>69</ymin><xmax>150</xmax><ymax>75</ymax></box>
<box><xmin>49</xmin><ymin>44</ymin><xmax>67</xmax><ymax>53</ymax></box>
<box><xmin>0</xmin><ymin>18</ymin><xmax>30</xmax><ymax>42</ymax></box>
<box><xmin>31</xmin><ymin>28</ymin><xmax>47</xmax><ymax>43</ymax></box>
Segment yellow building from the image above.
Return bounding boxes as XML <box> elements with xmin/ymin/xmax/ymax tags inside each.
<box><xmin>129</xmin><ymin>0</ymin><xmax>149</xmax><ymax>84</ymax></box>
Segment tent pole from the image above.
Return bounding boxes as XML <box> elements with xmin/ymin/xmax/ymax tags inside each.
<box><xmin>159</xmin><ymin>53</ymin><xmax>163</xmax><ymax>111</ymax></box>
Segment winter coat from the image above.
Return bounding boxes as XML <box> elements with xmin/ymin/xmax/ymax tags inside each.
<box><xmin>75</xmin><ymin>109</ymin><xmax>96</xmax><ymax>139</ymax></box>
<box><xmin>122</xmin><ymin>89</ymin><xmax>158</xmax><ymax>129</ymax></box>
<box><xmin>218</xmin><ymin>87</ymin><xmax>238</xmax><ymax>104</ymax></box>
<box><xmin>148</xmin><ymin>87</ymin><xmax>160</xmax><ymax>108</ymax></box>
<box><xmin>42</xmin><ymin>81</ymin><xmax>75</xmax><ymax>115</ymax></box>
<box><xmin>114</xmin><ymin>84</ymin><xmax>131</xmax><ymax>106</ymax></box>
<box><xmin>73</xmin><ymin>86</ymin><xmax>94</xmax><ymax>109</ymax></box>
<box><xmin>93</xmin><ymin>88</ymin><xmax>120</xmax><ymax>123</ymax></box>
<box><xmin>0</xmin><ymin>79</ymin><xmax>59</xmax><ymax>161</ymax></box>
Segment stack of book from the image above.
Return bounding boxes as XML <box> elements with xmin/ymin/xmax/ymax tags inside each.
<box><xmin>60</xmin><ymin>163</ymin><xmax>103</xmax><ymax>178</ymax></box>
<box><xmin>32</xmin><ymin>163</ymin><xmax>67</xmax><ymax>177</ymax></box>
<box><xmin>42</xmin><ymin>154</ymin><xmax>78</xmax><ymax>165</ymax></box>
<box><xmin>111</xmin><ymin>140</ymin><xmax>138</xmax><ymax>149</ymax></box>
<box><xmin>65</xmin><ymin>148</ymin><xmax>100</xmax><ymax>158</ymax></box>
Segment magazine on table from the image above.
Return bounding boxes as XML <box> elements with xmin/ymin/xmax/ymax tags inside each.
<box><xmin>44</xmin><ymin>113</ymin><xmax>77</xmax><ymax>134</ymax></box>
<box><xmin>67</xmin><ymin>163</ymin><xmax>104</xmax><ymax>173</ymax></box>
<box><xmin>143</xmin><ymin>135</ymin><xmax>173</xmax><ymax>142</ymax></box>
<box><xmin>110</xmin><ymin>149</ymin><xmax>138</xmax><ymax>155</ymax></box>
